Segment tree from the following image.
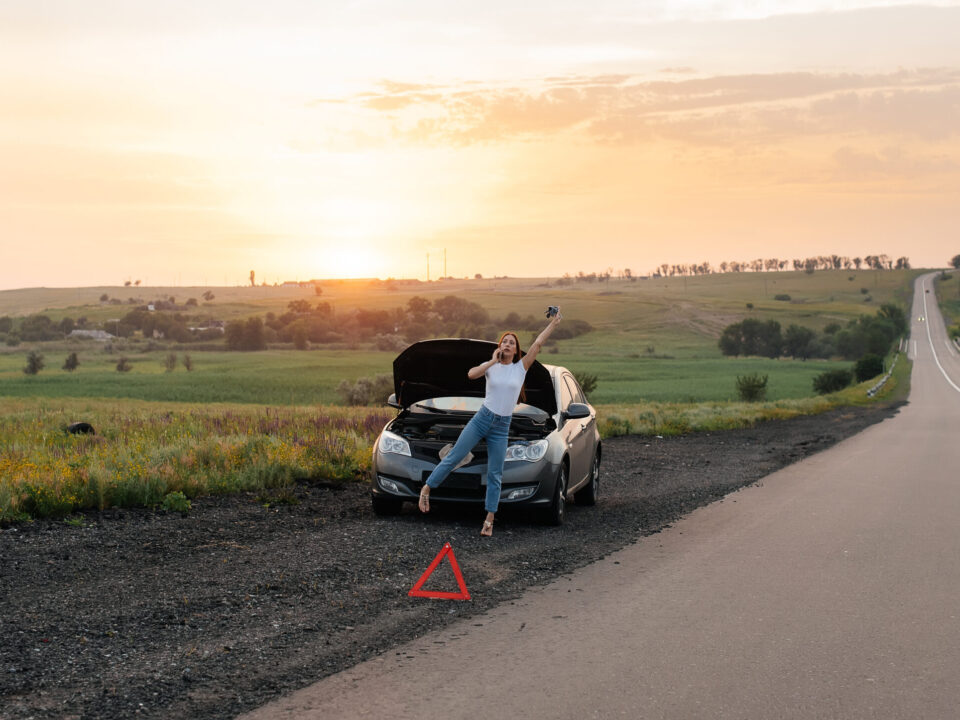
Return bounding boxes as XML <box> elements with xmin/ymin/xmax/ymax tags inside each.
<box><xmin>951</xmin><ymin>254</ymin><xmax>960</xmax><ymax>270</ymax></box>
<box><xmin>784</xmin><ymin>325</ymin><xmax>816</xmax><ymax>359</ymax></box>
<box><xmin>249</xmin><ymin>270</ymin><xmax>255</xmax><ymax>287</ymax></box>
<box><xmin>164</xmin><ymin>353</ymin><xmax>177</xmax><ymax>372</ymax></box>
<box><xmin>63</xmin><ymin>352</ymin><xmax>79</xmax><ymax>371</ymax></box>
<box><xmin>116</xmin><ymin>357</ymin><xmax>132</xmax><ymax>372</ymax></box>
<box><xmin>182</xmin><ymin>353</ymin><xmax>194</xmax><ymax>371</ymax></box>
<box><xmin>23</xmin><ymin>351</ymin><xmax>44</xmax><ymax>375</ymax></box>
<box><xmin>100</xmin><ymin>293</ymin><xmax>109</xmax><ymax>302</ymax></box>
<box><xmin>202</xmin><ymin>290</ymin><xmax>215</xmax><ymax>301</ymax></box>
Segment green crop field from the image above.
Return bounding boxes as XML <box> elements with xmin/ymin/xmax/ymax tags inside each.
<box><xmin>0</xmin><ymin>269</ymin><xmax>921</xmax><ymax>406</ymax></box>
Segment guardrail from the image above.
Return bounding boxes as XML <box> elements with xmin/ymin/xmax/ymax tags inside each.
<box><xmin>867</xmin><ymin>352</ymin><xmax>899</xmax><ymax>398</ymax></box>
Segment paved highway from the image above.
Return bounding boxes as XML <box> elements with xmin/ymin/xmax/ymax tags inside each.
<box><xmin>240</xmin><ymin>272</ymin><xmax>960</xmax><ymax>720</ymax></box>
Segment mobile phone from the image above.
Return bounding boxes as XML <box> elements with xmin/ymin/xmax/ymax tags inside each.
<box><xmin>545</xmin><ymin>306</ymin><xmax>559</xmax><ymax>318</ymax></box>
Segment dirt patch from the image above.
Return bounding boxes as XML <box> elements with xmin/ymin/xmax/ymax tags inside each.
<box><xmin>0</xmin><ymin>402</ymin><xmax>901</xmax><ymax>720</ymax></box>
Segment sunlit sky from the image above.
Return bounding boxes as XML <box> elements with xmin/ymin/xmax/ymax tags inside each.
<box><xmin>2</xmin><ymin>1</ymin><xmax>959</xmax><ymax>289</ymax></box>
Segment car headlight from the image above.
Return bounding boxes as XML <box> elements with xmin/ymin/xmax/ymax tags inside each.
<box><xmin>505</xmin><ymin>439</ymin><xmax>548</xmax><ymax>462</ymax></box>
<box><xmin>378</xmin><ymin>430</ymin><xmax>411</xmax><ymax>457</ymax></box>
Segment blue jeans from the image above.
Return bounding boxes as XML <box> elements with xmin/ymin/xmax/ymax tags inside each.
<box><xmin>424</xmin><ymin>405</ymin><xmax>511</xmax><ymax>513</ymax></box>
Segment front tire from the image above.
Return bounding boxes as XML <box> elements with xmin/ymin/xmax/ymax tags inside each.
<box><xmin>371</xmin><ymin>494</ymin><xmax>403</xmax><ymax>516</ymax></box>
<box><xmin>541</xmin><ymin>463</ymin><xmax>567</xmax><ymax>526</ymax></box>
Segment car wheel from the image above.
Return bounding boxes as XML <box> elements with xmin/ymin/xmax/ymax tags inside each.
<box><xmin>575</xmin><ymin>450</ymin><xmax>600</xmax><ymax>506</ymax></box>
<box><xmin>541</xmin><ymin>462</ymin><xmax>567</xmax><ymax>526</ymax></box>
<box><xmin>371</xmin><ymin>494</ymin><xmax>403</xmax><ymax>516</ymax></box>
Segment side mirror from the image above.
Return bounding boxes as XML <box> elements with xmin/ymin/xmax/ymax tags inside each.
<box><xmin>563</xmin><ymin>402</ymin><xmax>591</xmax><ymax>420</ymax></box>
<box><xmin>386</xmin><ymin>393</ymin><xmax>400</xmax><ymax>409</ymax></box>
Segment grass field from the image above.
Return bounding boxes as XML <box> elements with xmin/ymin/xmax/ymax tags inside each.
<box><xmin>0</xmin><ymin>350</ymin><xmax>908</xmax><ymax>524</ymax></box>
<box><xmin>0</xmin><ymin>269</ymin><xmax>922</xmax><ymax>405</ymax></box>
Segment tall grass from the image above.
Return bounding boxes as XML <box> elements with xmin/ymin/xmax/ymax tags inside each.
<box><xmin>0</xmin><ymin>399</ymin><xmax>391</xmax><ymax>523</ymax></box>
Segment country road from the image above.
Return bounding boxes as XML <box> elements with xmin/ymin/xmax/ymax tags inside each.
<box><xmin>240</xmin><ymin>272</ymin><xmax>960</xmax><ymax>720</ymax></box>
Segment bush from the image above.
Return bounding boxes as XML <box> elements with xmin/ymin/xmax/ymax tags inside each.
<box><xmin>572</xmin><ymin>370</ymin><xmax>598</xmax><ymax>398</ymax></box>
<box><xmin>116</xmin><ymin>357</ymin><xmax>132</xmax><ymax>372</ymax></box>
<box><xmin>773</xmin><ymin>293</ymin><xmax>791</xmax><ymax>301</ymax></box>
<box><xmin>854</xmin><ymin>354</ymin><xmax>884</xmax><ymax>382</ymax></box>
<box><xmin>63</xmin><ymin>352</ymin><xmax>79</xmax><ymax>371</ymax></box>
<box><xmin>736</xmin><ymin>373</ymin><xmax>768</xmax><ymax>402</ymax></box>
<box><xmin>813</xmin><ymin>369</ymin><xmax>852</xmax><ymax>395</ymax></box>
<box><xmin>163</xmin><ymin>352</ymin><xmax>177</xmax><ymax>372</ymax></box>
<box><xmin>336</xmin><ymin>374</ymin><xmax>394</xmax><ymax>406</ymax></box>
<box><xmin>182</xmin><ymin>353</ymin><xmax>193</xmax><ymax>371</ymax></box>
<box><xmin>23</xmin><ymin>350</ymin><xmax>44</xmax><ymax>375</ymax></box>
<box><xmin>161</xmin><ymin>491</ymin><xmax>191</xmax><ymax>514</ymax></box>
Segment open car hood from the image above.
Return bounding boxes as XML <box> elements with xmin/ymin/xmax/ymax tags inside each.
<box><xmin>393</xmin><ymin>339</ymin><xmax>557</xmax><ymax>416</ymax></box>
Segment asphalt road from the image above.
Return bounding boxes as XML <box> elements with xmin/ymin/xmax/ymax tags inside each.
<box><xmin>239</xmin><ymin>272</ymin><xmax>960</xmax><ymax>720</ymax></box>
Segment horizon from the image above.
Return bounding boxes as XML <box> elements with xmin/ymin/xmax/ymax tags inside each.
<box><xmin>2</xmin><ymin>1</ymin><xmax>959</xmax><ymax>290</ymax></box>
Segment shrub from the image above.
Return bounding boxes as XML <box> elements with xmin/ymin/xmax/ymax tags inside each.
<box><xmin>182</xmin><ymin>353</ymin><xmax>193</xmax><ymax>371</ymax></box>
<box><xmin>23</xmin><ymin>350</ymin><xmax>44</xmax><ymax>375</ymax></box>
<box><xmin>116</xmin><ymin>357</ymin><xmax>132</xmax><ymax>372</ymax></box>
<box><xmin>773</xmin><ymin>293</ymin><xmax>791</xmax><ymax>301</ymax></box>
<box><xmin>854</xmin><ymin>354</ymin><xmax>884</xmax><ymax>382</ymax></box>
<box><xmin>63</xmin><ymin>352</ymin><xmax>79</xmax><ymax>371</ymax></box>
<box><xmin>161</xmin><ymin>491</ymin><xmax>192</xmax><ymax>514</ymax></box>
<box><xmin>572</xmin><ymin>370</ymin><xmax>598</xmax><ymax>398</ymax></box>
<box><xmin>337</xmin><ymin>374</ymin><xmax>394</xmax><ymax>406</ymax></box>
<box><xmin>813</xmin><ymin>369</ymin><xmax>852</xmax><ymax>395</ymax></box>
<box><xmin>736</xmin><ymin>373</ymin><xmax>768</xmax><ymax>402</ymax></box>
<box><xmin>163</xmin><ymin>352</ymin><xmax>177</xmax><ymax>372</ymax></box>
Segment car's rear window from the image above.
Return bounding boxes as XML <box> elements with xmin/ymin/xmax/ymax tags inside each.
<box><xmin>413</xmin><ymin>396</ymin><xmax>549</xmax><ymax>419</ymax></box>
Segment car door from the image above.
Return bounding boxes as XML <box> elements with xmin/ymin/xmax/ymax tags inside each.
<box><xmin>568</xmin><ymin>374</ymin><xmax>598</xmax><ymax>482</ymax></box>
<box><xmin>562</xmin><ymin>373</ymin><xmax>592</xmax><ymax>485</ymax></box>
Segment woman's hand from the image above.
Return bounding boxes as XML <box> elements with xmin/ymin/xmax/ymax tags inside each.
<box><xmin>490</xmin><ymin>347</ymin><xmax>502</xmax><ymax>363</ymax></box>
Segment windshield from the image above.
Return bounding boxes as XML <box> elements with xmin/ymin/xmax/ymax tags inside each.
<box><xmin>412</xmin><ymin>396</ymin><xmax>549</xmax><ymax>419</ymax></box>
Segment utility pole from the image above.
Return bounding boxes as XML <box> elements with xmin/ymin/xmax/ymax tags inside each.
<box><xmin>426</xmin><ymin>253</ymin><xmax>430</xmax><ymax>282</ymax></box>
<box><xmin>444</xmin><ymin>248</ymin><xmax>447</xmax><ymax>279</ymax></box>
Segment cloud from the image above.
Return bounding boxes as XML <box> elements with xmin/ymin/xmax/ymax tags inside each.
<box><xmin>323</xmin><ymin>68</ymin><xmax>960</xmax><ymax>148</ymax></box>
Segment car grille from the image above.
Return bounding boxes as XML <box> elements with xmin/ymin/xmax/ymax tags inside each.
<box><xmin>411</xmin><ymin>442</ymin><xmax>488</xmax><ymax>466</ymax></box>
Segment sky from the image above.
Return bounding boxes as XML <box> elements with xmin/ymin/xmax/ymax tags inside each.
<box><xmin>2</xmin><ymin>1</ymin><xmax>959</xmax><ymax>289</ymax></box>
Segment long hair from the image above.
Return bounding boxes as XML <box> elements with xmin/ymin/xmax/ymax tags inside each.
<box><xmin>496</xmin><ymin>331</ymin><xmax>526</xmax><ymax>402</ymax></box>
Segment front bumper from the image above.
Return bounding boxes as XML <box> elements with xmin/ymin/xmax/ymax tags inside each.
<box><xmin>371</xmin><ymin>450</ymin><xmax>560</xmax><ymax>507</ymax></box>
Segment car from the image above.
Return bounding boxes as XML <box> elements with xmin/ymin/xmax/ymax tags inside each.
<box><xmin>370</xmin><ymin>338</ymin><xmax>601</xmax><ymax>525</ymax></box>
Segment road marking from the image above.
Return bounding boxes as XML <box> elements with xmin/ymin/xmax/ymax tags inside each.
<box><xmin>912</xmin><ymin>340</ymin><xmax>917</xmax><ymax>358</ymax></box>
<box><xmin>921</xmin><ymin>279</ymin><xmax>960</xmax><ymax>395</ymax></box>
<box><xmin>948</xmin><ymin>339</ymin><xmax>956</xmax><ymax>354</ymax></box>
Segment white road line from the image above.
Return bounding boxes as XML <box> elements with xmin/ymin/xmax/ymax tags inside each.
<box><xmin>921</xmin><ymin>279</ymin><xmax>960</xmax><ymax>394</ymax></box>
<box><xmin>912</xmin><ymin>340</ymin><xmax>918</xmax><ymax>358</ymax></box>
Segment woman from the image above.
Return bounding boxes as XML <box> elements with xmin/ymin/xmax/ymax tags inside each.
<box><xmin>418</xmin><ymin>310</ymin><xmax>562</xmax><ymax>536</ymax></box>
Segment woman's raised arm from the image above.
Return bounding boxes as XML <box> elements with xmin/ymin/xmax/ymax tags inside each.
<box><xmin>522</xmin><ymin>311</ymin><xmax>561</xmax><ymax>370</ymax></box>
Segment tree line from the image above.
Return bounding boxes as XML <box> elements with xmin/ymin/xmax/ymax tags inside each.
<box><xmin>225</xmin><ymin>296</ymin><xmax>594</xmax><ymax>351</ymax></box>
<box><xmin>718</xmin><ymin>304</ymin><xmax>907</xmax><ymax>361</ymax></box>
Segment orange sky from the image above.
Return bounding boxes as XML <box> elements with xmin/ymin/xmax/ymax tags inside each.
<box><xmin>1</xmin><ymin>2</ymin><xmax>959</xmax><ymax>289</ymax></box>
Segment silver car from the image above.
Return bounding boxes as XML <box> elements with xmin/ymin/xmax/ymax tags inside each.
<box><xmin>370</xmin><ymin>339</ymin><xmax>601</xmax><ymax>525</ymax></box>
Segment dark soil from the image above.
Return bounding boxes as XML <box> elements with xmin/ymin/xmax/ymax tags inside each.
<box><xmin>0</xmin><ymin>403</ymin><xmax>901</xmax><ymax>720</ymax></box>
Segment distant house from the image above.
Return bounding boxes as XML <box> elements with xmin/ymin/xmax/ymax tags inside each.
<box><xmin>69</xmin><ymin>329</ymin><xmax>115</xmax><ymax>341</ymax></box>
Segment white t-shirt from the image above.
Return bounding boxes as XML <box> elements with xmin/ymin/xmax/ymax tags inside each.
<box><xmin>483</xmin><ymin>361</ymin><xmax>527</xmax><ymax>416</ymax></box>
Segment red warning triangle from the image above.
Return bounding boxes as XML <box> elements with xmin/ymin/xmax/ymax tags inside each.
<box><xmin>408</xmin><ymin>542</ymin><xmax>471</xmax><ymax>600</ymax></box>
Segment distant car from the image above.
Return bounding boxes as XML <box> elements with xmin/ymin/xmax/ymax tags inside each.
<box><xmin>370</xmin><ymin>339</ymin><xmax>601</xmax><ymax>525</ymax></box>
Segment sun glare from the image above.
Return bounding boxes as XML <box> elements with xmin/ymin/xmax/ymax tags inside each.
<box><xmin>315</xmin><ymin>243</ymin><xmax>383</xmax><ymax>279</ymax></box>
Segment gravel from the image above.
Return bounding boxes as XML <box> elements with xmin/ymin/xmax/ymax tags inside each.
<box><xmin>0</xmin><ymin>402</ymin><xmax>900</xmax><ymax>720</ymax></box>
